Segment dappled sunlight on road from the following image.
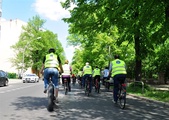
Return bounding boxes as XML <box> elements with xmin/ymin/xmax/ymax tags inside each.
<box><xmin>2</xmin><ymin>83</ymin><xmax>169</xmax><ymax>120</ymax></box>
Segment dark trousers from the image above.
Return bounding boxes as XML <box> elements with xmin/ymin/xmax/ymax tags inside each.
<box><xmin>94</xmin><ymin>75</ymin><xmax>100</xmax><ymax>86</ymax></box>
<box><xmin>82</xmin><ymin>74</ymin><xmax>92</xmax><ymax>91</ymax></box>
<box><xmin>113</xmin><ymin>74</ymin><xmax>126</xmax><ymax>102</ymax></box>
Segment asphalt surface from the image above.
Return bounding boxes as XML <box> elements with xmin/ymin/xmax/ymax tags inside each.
<box><xmin>0</xmin><ymin>79</ymin><xmax>168</xmax><ymax>120</ymax></box>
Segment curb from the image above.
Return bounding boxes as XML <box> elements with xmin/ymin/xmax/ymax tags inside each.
<box><xmin>128</xmin><ymin>93</ymin><xmax>169</xmax><ymax>108</ymax></box>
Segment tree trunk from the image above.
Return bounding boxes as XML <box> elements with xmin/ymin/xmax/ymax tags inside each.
<box><xmin>134</xmin><ymin>4</ymin><xmax>142</xmax><ymax>81</ymax></box>
<box><xmin>134</xmin><ymin>35</ymin><xmax>142</xmax><ymax>81</ymax></box>
<box><xmin>158</xmin><ymin>72</ymin><xmax>165</xmax><ymax>84</ymax></box>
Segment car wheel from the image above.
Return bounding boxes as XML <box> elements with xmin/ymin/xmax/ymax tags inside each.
<box><xmin>4</xmin><ymin>80</ymin><xmax>8</xmax><ymax>86</ymax></box>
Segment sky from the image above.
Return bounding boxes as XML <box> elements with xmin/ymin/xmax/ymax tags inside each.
<box><xmin>1</xmin><ymin>0</ymin><xmax>75</xmax><ymax>62</ymax></box>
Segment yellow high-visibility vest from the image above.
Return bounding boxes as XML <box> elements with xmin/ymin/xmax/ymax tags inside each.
<box><xmin>45</xmin><ymin>53</ymin><xmax>59</xmax><ymax>68</ymax></box>
<box><xmin>78</xmin><ymin>71</ymin><xmax>83</xmax><ymax>77</ymax></box>
<box><xmin>111</xmin><ymin>59</ymin><xmax>127</xmax><ymax>77</ymax></box>
<box><xmin>83</xmin><ymin>65</ymin><xmax>92</xmax><ymax>75</ymax></box>
<box><xmin>93</xmin><ymin>68</ymin><xmax>100</xmax><ymax>77</ymax></box>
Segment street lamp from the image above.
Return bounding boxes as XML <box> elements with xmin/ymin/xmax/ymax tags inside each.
<box><xmin>21</xmin><ymin>37</ymin><xmax>41</xmax><ymax>77</ymax></box>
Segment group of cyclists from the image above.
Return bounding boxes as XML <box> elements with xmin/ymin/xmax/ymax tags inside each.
<box><xmin>40</xmin><ymin>48</ymin><xmax>127</xmax><ymax>104</ymax></box>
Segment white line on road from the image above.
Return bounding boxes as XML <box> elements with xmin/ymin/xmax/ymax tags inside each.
<box><xmin>0</xmin><ymin>84</ymin><xmax>38</xmax><ymax>94</ymax></box>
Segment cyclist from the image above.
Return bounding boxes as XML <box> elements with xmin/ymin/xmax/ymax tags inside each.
<box><xmin>61</xmin><ymin>60</ymin><xmax>72</xmax><ymax>91</ymax></box>
<box><xmin>93</xmin><ymin>66</ymin><xmax>101</xmax><ymax>90</ymax></box>
<box><xmin>82</xmin><ymin>62</ymin><xmax>92</xmax><ymax>93</ymax></box>
<box><xmin>40</xmin><ymin>48</ymin><xmax>63</xmax><ymax>103</ymax></box>
<box><xmin>103</xmin><ymin>66</ymin><xmax>109</xmax><ymax>85</ymax></box>
<box><xmin>77</xmin><ymin>68</ymin><xmax>83</xmax><ymax>86</ymax></box>
<box><xmin>109</xmin><ymin>54</ymin><xmax>127</xmax><ymax>103</ymax></box>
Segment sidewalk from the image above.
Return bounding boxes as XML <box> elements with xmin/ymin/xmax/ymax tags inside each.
<box><xmin>8</xmin><ymin>79</ymin><xmax>22</xmax><ymax>84</ymax></box>
<box><xmin>129</xmin><ymin>93</ymin><xmax>169</xmax><ymax>108</ymax></box>
<box><xmin>129</xmin><ymin>84</ymin><xmax>169</xmax><ymax>108</ymax></box>
<box><xmin>150</xmin><ymin>84</ymin><xmax>169</xmax><ymax>91</ymax></box>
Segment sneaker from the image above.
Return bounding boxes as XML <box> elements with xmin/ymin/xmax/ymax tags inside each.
<box><xmin>44</xmin><ymin>89</ymin><xmax>47</xmax><ymax>93</ymax></box>
<box><xmin>54</xmin><ymin>97</ymin><xmax>59</xmax><ymax>103</ymax></box>
<box><xmin>112</xmin><ymin>100</ymin><xmax>117</xmax><ymax>104</ymax></box>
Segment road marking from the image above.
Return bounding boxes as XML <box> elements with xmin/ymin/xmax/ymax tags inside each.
<box><xmin>0</xmin><ymin>84</ymin><xmax>38</xmax><ymax>94</ymax></box>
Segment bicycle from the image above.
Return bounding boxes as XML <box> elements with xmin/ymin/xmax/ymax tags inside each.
<box><xmin>77</xmin><ymin>76</ymin><xmax>82</xmax><ymax>88</ymax></box>
<box><xmin>85</xmin><ymin>75</ymin><xmax>91</xmax><ymax>96</ymax></box>
<box><xmin>64</xmin><ymin>78</ymin><xmax>69</xmax><ymax>95</ymax></box>
<box><xmin>95</xmin><ymin>78</ymin><xmax>100</xmax><ymax>93</ymax></box>
<box><xmin>72</xmin><ymin>77</ymin><xmax>76</xmax><ymax>86</ymax></box>
<box><xmin>105</xmin><ymin>78</ymin><xmax>114</xmax><ymax>92</ymax></box>
<box><xmin>117</xmin><ymin>78</ymin><xmax>126</xmax><ymax>109</ymax></box>
<box><xmin>47</xmin><ymin>78</ymin><xmax>56</xmax><ymax>112</ymax></box>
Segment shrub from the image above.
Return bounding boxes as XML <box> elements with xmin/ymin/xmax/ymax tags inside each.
<box><xmin>7</xmin><ymin>72</ymin><xmax>17</xmax><ymax>79</ymax></box>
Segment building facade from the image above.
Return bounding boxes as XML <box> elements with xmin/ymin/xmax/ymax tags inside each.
<box><xmin>0</xmin><ymin>19</ymin><xmax>27</xmax><ymax>73</ymax></box>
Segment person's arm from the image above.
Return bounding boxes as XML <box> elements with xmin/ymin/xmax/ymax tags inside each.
<box><xmin>70</xmin><ymin>66</ymin><xmax>72</xmax><ymax>75</ymax></box>
<box><xmin>40</xmin><ymin>56</ymin><xmax>46</xmax><ymax>74</ymax></box>
<box><xmin>57</xmin><ymin>55</ymin><xmax>64</xmax><ymax>73</ymax></box>
<box><xmin>108</xmin><ymin>62</ymin><xmax>112</xmax><ymax>77</ymax></box>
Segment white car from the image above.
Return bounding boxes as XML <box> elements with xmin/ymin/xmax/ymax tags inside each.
<box><xmin>22</xmin><ymin>74</ymin><xmax>39</xmax><ymax>83</ymax></box>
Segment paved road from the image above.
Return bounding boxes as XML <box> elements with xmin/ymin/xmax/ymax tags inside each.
<box><xmin>0</xmin><ymin>80</ymin><xmax>169</xmax><ymax>120</ymax></box>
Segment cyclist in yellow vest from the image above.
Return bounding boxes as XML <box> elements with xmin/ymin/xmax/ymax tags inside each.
<box><xmin>82</xmin><ymin>62</ymin><xmax>92</xmax><ymax>92</ymax></box>
<box><xmin>93</xmin><ymin>66</ymin><xmax>101</xmax><ymax>91</ymax></box>
<box><xmin>40</xmin><ymin>48</ymin><xmax>63</xmax><ymax>103</ymax></box>
<box><xmin>77</xmin><ymin>68</ymin><xmax>83</xmax><ymax>86</ymax></box>
<box><xmin>109</xmin><ymin>54</ymin><xmax>127</xmax><ymax>103</ymax></box>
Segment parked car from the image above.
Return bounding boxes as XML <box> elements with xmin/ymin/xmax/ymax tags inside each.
<box><xmin>22</xmin><ymin>73</ymin><xmax>39</xmax><ymax>83</ymax></box>
<box><xmin>0</xmin><ymin>70</ymin><xmax>9</xmax><ymax>86</ymax></box>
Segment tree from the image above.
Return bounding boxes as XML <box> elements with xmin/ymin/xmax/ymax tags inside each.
<box><xmin>11</xmin><ymin>15</ymin><xmax>65</xmax><ymax>75</ymax></box>
<box><xmin>62</xmin><ymin>0</ymin><xmax>169</xmax><ymax>82</ymax></box>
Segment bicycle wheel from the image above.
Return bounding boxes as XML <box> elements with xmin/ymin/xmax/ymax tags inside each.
<box><xmin>95</xmin><ymin>81</ymin><xmax>98</xmax><ymax>92</ymax></box>
<box><xmin>97</xmin><ymin>82</ymin><xmax>100</xmax><ymax>93</ymax></box>
<box><xmin>65</xmin><ymin>81</ymin><xmax>68</xmax><ymax>95</ymax></box>
<box><xmin>47</xmin><ymin>84</ymin><xmax>55</xmax><ymax>112</ymax></box>
<box><xmin>119</xmin><ymin>88</ymin><xmax>126</xmax><ymax>109</ymax></box>
<box><xmin>85</xmin><ymin>82</ymin><xmax>88</xmax><ymax>95</ymax></box>
<box><xmin>87</xmin><ymin>83</ymin><xmax>90</xmax><ymax>97</ymax></box>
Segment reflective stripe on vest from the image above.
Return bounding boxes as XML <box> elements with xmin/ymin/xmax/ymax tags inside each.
<box><xmin>83</xmin><ymin>65</ymin><xmax>92</xmax><ymax>75</ymax></box>
<box><xmin>111</xmin><ymin>59</ymin><xmax>127</xmax><ymax>77</ymax></box>
<box><xmin>45</xmin><ymin>53</ymin><xmax>59</xmax><ymax>68</ymax></box>
<box><xmin>93</xmin><ymin>68</ymin><xmax>100</xmax><ymax>77</ymax></box>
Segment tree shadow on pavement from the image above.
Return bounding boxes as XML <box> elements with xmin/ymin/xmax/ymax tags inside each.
<box><xmin>8</xmin><ymin>84</ymin><xmax>169</xmax><ymax>120</ymax></box>
<box><xmin>10</xmin><ymin>96</ymin><xmax>47</xmax><ymax>110</ymax></box>
<box><xmin>50</xmin><ymin>84</ymin><xmax>169</xmax><ymax>120</ymax></box>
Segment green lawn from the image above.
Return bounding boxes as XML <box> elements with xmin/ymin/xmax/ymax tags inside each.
<box><xmin>127</xmin><ymin>83</ymin><xmax>169</xmax><ymax>103</ymax></box>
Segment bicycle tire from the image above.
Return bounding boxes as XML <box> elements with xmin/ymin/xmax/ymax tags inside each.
<box><xmin>87</xmin><ymin>84</ymin><xmax>90</xmax><ymax>96</ymax></box>
<box><xmin>65</xmin><ymin>81</ymin><xmax>68</xmax><ymax>95</ymax></box>
<box><xmin>47</xmin><ymin>83</ymin><xmax>55</xmax><ymax>112</ymax></box>
<box><xmin>119</xmin><ymin>88</ymin><xmax>126</xmax><ymax>109</ymax></box>
<box><xmin>85</xmin><ymin>83</ymin><xmax>88</xmax><ymax>95</ymax></box>
<box><xmin>97</xmin><ymin>83</ymin><xmax>100</xmax><ymax>93</ymax></box>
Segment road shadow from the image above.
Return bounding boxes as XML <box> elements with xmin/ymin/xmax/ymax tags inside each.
<box><xmin>50</xmin><ymin>83</ymin><xmax>169</xmax><ymax>120</ymax></box>
<box><xmin>10</xmin><ymin>96</ymin><xmax>47</xmax><ymax>110</ymax></box>
<box><xmin>8</xmin><ymin>83</ymin><xmax>169</xmax><ymax>120</ymax></box>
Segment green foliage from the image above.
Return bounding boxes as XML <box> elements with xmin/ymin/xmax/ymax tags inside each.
<box><xmin>127</xmin><ymin>82</ymin><xmax>169</xmax><ymax>102</ymax></box>
<box><xmin>7</xmin><ymin>73</ymin><xmax>17</xmax><ymax>79</ymax></box>
<box><xmin>62</xmin><ymin>0</ymin><xmax>169</xmax><ymax>82</ymax></box>
<box><xmin>10</xmin><ymin>15</ymin><xmax>65</xmax><ymax>73</ymax></box>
